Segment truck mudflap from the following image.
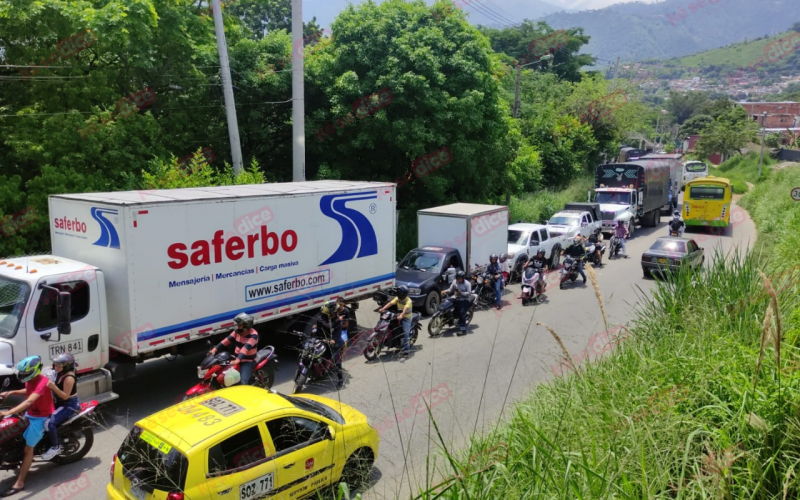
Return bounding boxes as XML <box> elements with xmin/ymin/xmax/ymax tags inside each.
<box><xmin>76</xmin><ymin>368</ymin><xmax>118</xmax><ymax>405</ymax></box>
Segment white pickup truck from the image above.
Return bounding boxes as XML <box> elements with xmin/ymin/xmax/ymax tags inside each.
<box><xmin>546</xmin><ymin>203</ymin><xmax>603</xmax><ymax>242</ymax></box>
<box><xmin>506</xmin><ymin>223</ymin><xmax>567</xmax><ymax>282</ymax></box>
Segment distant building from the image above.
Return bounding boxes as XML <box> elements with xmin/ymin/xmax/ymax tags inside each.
<box><xmin>739</xmin><ymin>102</ymin><xmax>800</xmax><ymax>128</ymax></box>
<box><xmin>684</xmin><ymin>134</ymin><xmax>724</xmax><ymax>165</ymax></box>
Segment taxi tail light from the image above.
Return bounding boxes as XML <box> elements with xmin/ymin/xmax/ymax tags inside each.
<box><xmin>109</xmin><ymin>454</ymin><xmax>116</xmax><ymax>484</ymax></box>
<box><xmin>167</xmin><ymin>493</ymin><xmax>185</xmax><ymax>500</ymax></box>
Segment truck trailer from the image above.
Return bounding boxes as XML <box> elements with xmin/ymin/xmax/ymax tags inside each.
<box><xmin>0</xmin><ymin>181</ymin><xmax>396</xmax><ymax>402</ymax></box>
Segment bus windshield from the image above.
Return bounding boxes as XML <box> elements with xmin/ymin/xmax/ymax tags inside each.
<box><xmin>689</xmin><ymin>186</ymin><xmax>726</xmax><ymax>200</ymax></box>
<box><xmin>685</xmin><ymin>162</ymin><xmax>707</xmax><ymax>173</ymax></box>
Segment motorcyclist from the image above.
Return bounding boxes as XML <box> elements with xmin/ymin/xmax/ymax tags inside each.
<box><xmin>209</xmin><ymin>312</ymin><xmax>259</xmax><ymax>385</ymax></box>
<box><xmin>313</xmin><ymin>300</ymin><xmax>345</xmax><ymax>388</ymax></box>
<box><xmin>0</xmin><ymin>356</ymin><xmax>55</xmax><ymax>497</ymax></box>
<box><xmin>378</xmin><ymin>285</ymin><xmax>413</xmax><ymax>357</ymax></box>
<box><xmin>336</xmin><ymin>297</ymin><xmax>350</xmax><ymax>345</ymax></box>
<box><xmin>499</xmin><ymin>253</ymin><xmax>510</xmax><ymax>283</ymax></box>
<box><xmin>562</xmin><ymin>235</ymin><xmax>588</xmax><ymax>283</ymax></box>
<box><xmin>42</xmin><ymin>353</ymin><xmax>81</xmax><ymax>461</ymax></box>
<box><xmin>614</xmin><ymin>219</ymin><xmax>630</xmax><ymax>258</ymax></box>
<box><xmin>525</xmin><ymin>249</ymin><xmax>549</xmax><ymax>297</ymax></box>
<box><xmin>487</xmin><ymin>254</ymin><xmax>504</xmax><ymax>310</ymax></box>
<box><xmin>441</xmin><ymin>271</ymin><xmax>472</xmax><ymax>335</ymax></box>
<box><xmin>586</xmin><ymin>231</ymin><xmax>603</xmax><ymax>267</ymax></box>
<box><xmin>669</xmin><ymin>211</ymin><xmax>685</xmax><ymax>237</ymax></box>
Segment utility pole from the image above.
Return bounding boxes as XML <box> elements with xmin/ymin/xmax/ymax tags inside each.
<box><xmin>513</xmin><ymin>54</ymin><xmax>552</xmax><ymax>119</ymax></box>
<box><xmin>291</xmin><ymin>0</ymin><xmax>306</xmax><ymax>182</ymax></box>
<box><xmin>610</xmin><ymin>56</ymin><xmax>620</xmax><ymax>91</ymax></box>
<box><xmin>758</xmin><ymin>111</ymin><xmax>767</xmax><ymax>178</ymax></box>
<box><xmin>211</xmin><ymin>0</ymin><xmax>243</xmax><ymax>176</ymax></box>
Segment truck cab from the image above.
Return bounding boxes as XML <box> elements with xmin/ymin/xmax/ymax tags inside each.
<box><xmin>595</xmin><ymin>188</ymin><xmax>637</xmax><ymax>236</ymax></box>
<box><xmin>0</xmin><ymin>255</ymin><xmax>116</xmax><ymax>403</ymax></box>
<box><xmin>506</xmin><ymin>224</ymin><xmax>566</xmax><ymax>282</ymax></box>
<box><xmin>375</xmin><ymin>247</ymin><xmax>464</xmax><ymax>316</ymax></box>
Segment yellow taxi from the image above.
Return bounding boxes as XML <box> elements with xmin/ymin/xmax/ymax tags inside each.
<box><xmin>106</xmin><ymin>386</ymin><xmax>379</xmax><ymax>500</ymax></box>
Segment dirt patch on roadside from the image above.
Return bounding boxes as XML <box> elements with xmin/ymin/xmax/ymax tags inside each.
<box><xmin>772</xmin><ymin>161</ymin><xmax>800</xmax><ymax>170</ymax></box>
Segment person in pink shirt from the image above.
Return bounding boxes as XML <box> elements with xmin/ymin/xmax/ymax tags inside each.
<box><xmin>0</xmin><ymin>356</ymin><xmax>55</xmax><ymax>497</ymax></box>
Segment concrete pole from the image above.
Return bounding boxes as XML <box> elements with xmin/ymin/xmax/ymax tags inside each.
<box><xmin>291</xmin><ymin>0</ymin><xmax>306</xmax><ymax>182</ymax></box>
<box><xmin>211</xmin><ymin>0</ymin><xmax>243</xmax><ymax>176</ymax></box>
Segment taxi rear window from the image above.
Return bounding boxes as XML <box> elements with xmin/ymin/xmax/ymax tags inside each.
<box><xmin>118</xmin><ymin>426</ymin><xmax>188</xmax><ymax>492</ymax></box>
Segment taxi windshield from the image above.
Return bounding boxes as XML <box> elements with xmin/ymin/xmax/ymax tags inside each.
<box><xmin>118</xmin><ymin>426</ymin><xmax>188</xmax><ymax>492</ymax></box>
<box><xmin>285</xmin><ymin>396</ymin><xmax>344</xmax><ymax>424</ymax></box>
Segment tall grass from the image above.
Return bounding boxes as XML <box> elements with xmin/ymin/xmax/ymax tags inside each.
<box><xmin>710</xmin><ymin>152</ymin><xmax>776</xmax><ymax>193</ymax></box>
<box><xmin>509</xmin><ymin>176</ymin><xmax>594</xmax><ymax>224</ymax></box>
<box><xmin>412</xmin><ymin>169</ymin><xmax>800</xmax><ymax>499</ymax></box>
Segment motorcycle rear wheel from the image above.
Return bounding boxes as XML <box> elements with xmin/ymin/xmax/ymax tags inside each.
<box><xmin>52</xmin><ymin>428</ymin><xmax>94</xmax><ymax>465</ymax></box>
<box><xmin>428</xmin><ymin>315</ymin><xmax>444</xmax><ymax>337</ymax></box>
<box><xmin>254</xmin><ymin>366</ymin><xmax>275</xmax><ymax>390</ymax></box>
<box><xmin>364</xmin><ymin>338</ymin><xmax>382</xmax><ymax>361</ymax></box>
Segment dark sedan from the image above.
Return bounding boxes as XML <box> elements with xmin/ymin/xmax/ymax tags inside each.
<box><xmin>641</xmin><ymin>236</ymin><xmax>704</xmax><ymax>278</ymax></box>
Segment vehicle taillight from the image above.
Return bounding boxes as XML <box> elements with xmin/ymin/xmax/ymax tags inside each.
<box><xmin>167</xmin><ymin>493</ymin><xmax>185</xmax><ymax>500</ymax></box>
<box><xmin>109</xmin><ymin>454</ymin><xmax>116</xmax><ymax>484</ymax></box>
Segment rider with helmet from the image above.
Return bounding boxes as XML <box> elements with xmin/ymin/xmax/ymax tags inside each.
<box><xmin>525</xmin><ymin>249</ymin><xmax>549</xmax><ymax>295</ymax></box>
<box><xmin>314</xmin><ymin>300</ymin><xmax>345</xmax><ymax>388</ymax></box>
<box><xmin>563</xmin><ymin>235</ymin><xmax>588</xmax><ymax>283</ymax></box>
<box><xmin>442</xmin><ymin>270</ymin><xmax>472</xmax><ymax>335</ymax></box>
<box><xmin>379</xmin><ymin>285</ymin><xmax>413</xmax><ymax>357</ymax></box>
<box><xmin>499</xmin><ymin>253</ymin><xmax>510</xmax><ymax>283</ymax></box>
<box><xmin>0</xmin><ymin>356</ymin><xmax>55</xmax><ymax>496</ymax></box>
<box><xmin>669</xmin><ymin>211</ymin><xmax>685</xmax><ymax>237</ymax></box>
<box><xmin>615</xmin><ymin>219</ymin><xmax>630</xmax><ymax>258</ymax></box>
<box><xmin>487</xmin><ymin>254</ymin><xmax>504</xmax><ymax>310</ymax></box>
<box><xmin>586</xmin><ymin>231</ymin><xmax>603</xmax><ymax>267</ymax></box>
<box><xmin>209</xmin><ymin>312</ymin><xmax>259</xmax><ymax>385</ymax></box>
<box><xmin>42</xmin><ymin>353</ymin><xmax>81</xmax><ymax>461</ymax></box>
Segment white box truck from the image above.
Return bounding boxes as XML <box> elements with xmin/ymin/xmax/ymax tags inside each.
<box><xmin>376</xmin><ymin>203</ymin><xmax>508</xmax><ymax>315</ymax></box>
<box><xmin>0</xmin><ymin>181</ymin><xmax>396</xmax><ymax>402</ymax></box>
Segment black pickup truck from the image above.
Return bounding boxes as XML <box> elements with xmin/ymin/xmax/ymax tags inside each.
<box><xmin>373</xmin><ymin>246</ymin><xmax>466</xmax><ymax>316</ymax></box>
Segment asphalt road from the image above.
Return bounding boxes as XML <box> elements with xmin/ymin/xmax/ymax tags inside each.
<box><xmin>5</xmin><ymin>199</ymin><xmax>756</xmax><ymax>500</ymax></box>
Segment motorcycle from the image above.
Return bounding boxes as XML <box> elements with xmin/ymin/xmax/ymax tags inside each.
<box><xmin>472</xmin><ymin>271</ymin><xmax>499</xmax><ymax>306</ymax></box>
<box><xmin>184</xmin><ymin>342</ymin><xmax>278</xmax><ymax>400</ymax></box>
<box><xmin>364</xmin><ymin>308</ymin><xmax>421</xmax><ymax>360</ymax></box>
<box><xmin>584</xmin><ymin>241</ymin><xmax>606</xmax><ymax>266</ymax></box>
<box><xmin>559</xmin><ymin>256</ymin><xmax>582</xmax><ymax>289</ymax></box>
<box><xmin>292</xmin><ymin>331</ymin><xmax>339</xmax><ymax>394</ymax></box>
<box><xmin>0</xmin><ymin>379</ymin><xmax>97</xmax><ymax>467</ymax></box>
<box><xmin>521</xmin><ymin>266</ymin><xmax>546</xmax><ymax>305</ymax></box>
<box><xmin>609</xmin><ymin>235</ymin><xmax>622</xmax><ymax>258</ymax></box>
<box><xmin>428</xmin><ymin>293</ymin><xmax>477</xmax><ymax>337</ymax></box>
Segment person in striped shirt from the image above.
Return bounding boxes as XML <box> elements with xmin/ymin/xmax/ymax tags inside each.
<box><xmin>209</xmin><ymin>313</ymin><xmax>259</xmax><ymax>385</ymax></box>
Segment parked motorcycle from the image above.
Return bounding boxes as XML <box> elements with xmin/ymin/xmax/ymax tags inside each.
<box><xmin>428</xmin><ymin>294</ymin><xmax>477</xmax><ymax>337</ymax></box>
<box><xmin>472</xmin><ymin>271</ymin><xmax>499</xmax><ymax>306</ymax></box>
<box><xmin>364</xmin><ymin>308</ymin><xmax>421</xmax><ymax>360</ymax></box>
<box><xmin>521</xmin><ymin>267</ymin><xmax>546</xmax><ymax>305</ymax></box>
<box><xmin>559</xmin><ymin>256</ymin><xmax>582</xmax><ymax>289</ymax></box>
<box><xmin>292</xmin><ymin>331</ymin><xmax>339</xmax><ymax>394</ymax></box>
<box><xmin>584</xmin><ymin>241</ymin><xmax>606</xmax><ymax>266</ymax></box>
<box><xmin>609</xmin><ymin>235</ymin><xmax>623</xmax><ymax>258</ymax></box>
<box><xmin>184</xmin><ymin>342</ymin><xmax>278</xmax><ymax>400</ymax></box>
<box><xmin>0</xmin><ymin>379</ymin><xmax>96</xmax><ymax>467</ymax></box>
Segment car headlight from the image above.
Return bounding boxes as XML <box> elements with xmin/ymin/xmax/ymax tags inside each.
<box><xmin>409</xmin><ymin>288</ymin><xmax>422</xmax><ymax>295</ymax></box>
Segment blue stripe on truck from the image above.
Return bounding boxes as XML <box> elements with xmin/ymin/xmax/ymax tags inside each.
<box><xmin>137</xmin><ymin>273</ymin><xmax>396</xmax><ymax>342</ymax></box>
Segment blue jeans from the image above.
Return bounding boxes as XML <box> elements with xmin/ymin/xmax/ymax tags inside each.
<box><xmin>494</xmin><ymin>277</ymin><xmax>503</xmax><ymax>306</ymax></box>
<box><xmin>576</xmin><ymin>259</ymin><xmax>587</xmax><ymax>281</ymax></box>
<box><xmin>238</xmin><ymin>361</ymin><xmax>255</xmax><ymax>386</ymax></box>
<box><xmin>47</xmin><ymin>396</ymin><xmax>81</xmax><ymax>448</ymax></box>
<box><xmin>618</xmin><ymin>237</ymin><xmax>627</xmax><ymax>255</ymax></box>
<box><xmin>455</xmin><ymin>299</ymin><xmax>469</xmax><ymax>330</ymax></box>
<box><xmin>401</xmin><ymin>318</ymin><xmax>412</xmax><ymax>353</ymax></box>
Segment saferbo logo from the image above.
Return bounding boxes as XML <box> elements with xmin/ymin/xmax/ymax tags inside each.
<box><xmin>167</xmin><ymin>226</ymin><xmax>298</xmax><ymax>270</ymax></box>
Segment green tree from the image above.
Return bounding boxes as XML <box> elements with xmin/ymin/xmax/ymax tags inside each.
<box><xmin>664</xmin><ymin>91</ymin><xmax>709</xmax><ymax>124</ymax></box>
<box><xmin>695</xmin><ymin>108</ymin><xmax>756</xmax><ymax>159</ymax></box>
<box><xmin>678</xmin><ymin>115</ymin><xmax>713</xmax><ymax>137</ymax></box>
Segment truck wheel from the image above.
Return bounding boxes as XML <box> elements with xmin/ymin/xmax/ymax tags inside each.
<box><xmin>549</xmin><ymin>247</ymin><xmax>561</xmax><ymax>269</ymax></box>
<box><xmin>424</xmin><ymin>291</ymin><xmax>440</xmax><ymax>316</ymax></box>
<box><xmin>511</xmin><ymin>259</ymin><xmax>525</xmax><ymax>284</ymax></box>
<box><xmin>628</xmin><ymin>222</ymin><xmax>635</xmax><ymax>238</ymax></box>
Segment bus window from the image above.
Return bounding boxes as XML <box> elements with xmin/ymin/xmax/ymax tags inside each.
<box><xmin>688</xmin><ymin>186</ymin><xmax>726</xmax><ymax>200</ymax></box>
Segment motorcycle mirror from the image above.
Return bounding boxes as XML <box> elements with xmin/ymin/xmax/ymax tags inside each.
<box><xmin>2</xmin><ymin>378</ymin><xmax>9</xmax><ymax>388</ymax></box>
<box><xmin>57</xmin><ymin>291</ymin><xmax>72</xmax><ymax>335</ymax></box>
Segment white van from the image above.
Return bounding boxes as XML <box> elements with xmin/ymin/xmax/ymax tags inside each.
<box><xmin>682</xmin><ymin>161</ymin><xmax>708</xmax><ymax>190</ymax></box>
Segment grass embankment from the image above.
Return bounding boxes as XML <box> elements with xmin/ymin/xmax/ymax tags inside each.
<box><xmin>709</xmin><ymin>152</ymin><xmax>776</xmax><ymax>194</ymax></box>
<box><xmin>509</xmin><ymin>176</ymin><xmax>594</xmax><ymax>224</ymax></box>
<box><xmin>416</xmin><ymin>168</ymin><xmax>800</xmax><ymax>498</ymax></box>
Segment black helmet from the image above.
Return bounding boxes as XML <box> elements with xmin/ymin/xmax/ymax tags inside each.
<box><xmin>397</xmin><ymin>285</ymin><xmax>409</xmax><ymax>298</ymax></box>
<box><xmin>456</xmin><ymin>270</ymin><xmax>466</xmax><ymax>279</ymax></box>
<box><xmin>536</xmin><ymin>248</ymin><xmax>545</xmax><ymax>256</ymax></box>
<box><xmin>51</xmin><ymin>352</ymin><xmax>76</xmax><ymax>372</ymax></box>
<box><xmin>233</xmin><ymin>312</ymin><xmax>254</xmax><ymax>330</ymax></box>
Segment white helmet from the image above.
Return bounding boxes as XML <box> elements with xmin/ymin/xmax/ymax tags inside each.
<box><xmin>223</xmin><ymin>367</ymin><xmax>242</xmax><ymax>387</ymax></box>
<box><xmin>673</xmin><ymin>211</ymin><xmax>681</xmax><ymax>218</ymax></box>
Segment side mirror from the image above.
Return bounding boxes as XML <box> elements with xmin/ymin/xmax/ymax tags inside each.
<box><xmin>581</xmin><ymin>222</ymin><xmax>588</xmax><ymax>227</ymax></box>
<box><xmin>530</xmin><ymin>241</ymin><xmax>539</xmax><ymax>247</ymax></box>
<box><xmin>326</xmin><ymin>426</ymin><xmax>336</xmax><ymax>441</ymax></box>
<box><xmin>57</xmin><ymin>291</ymin><xmax>72</xmax><ymax>335</ymax></box>
<box><xmin>2</xmin><ymin>378</ymin><xmax>9</xmax><ymax>388</ymax></box>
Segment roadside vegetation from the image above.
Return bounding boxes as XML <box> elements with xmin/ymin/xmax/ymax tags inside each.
<box><xmin>708</xmin><ymin>151</ymin><xmax>777</xmax><ymax>194</ymax></box>
<box><xmin>415</xmin><ymin>167</ymin><xmax>800</xmax><ymax>498</ymax></box>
